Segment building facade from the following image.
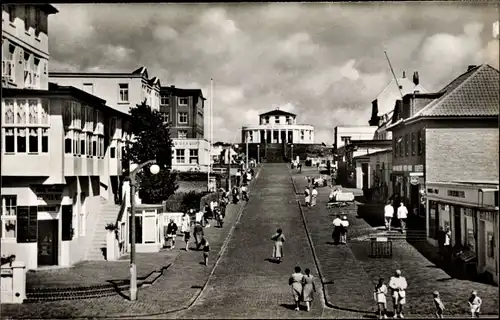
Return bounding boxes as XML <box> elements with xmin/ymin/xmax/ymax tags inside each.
<box><xmin>242</xmin><ymin>109</ymin><xmax>315</xmax><ymax>144</ymax></box>
<box><xmin>426</xmin><ymin>182</ymin><xmax>498</xmax><ymax>284</ymax></box>
<box><xmin>159</xmin><ymin>85</ymin><xmax>210</xmax><ymax>172</ymax></box>
<box><xmin>388</xmin><ymin>64</ymin><xmax>499</xmax><ymax>220</ymax></box>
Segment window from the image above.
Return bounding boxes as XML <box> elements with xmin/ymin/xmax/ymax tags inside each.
<box><xmin>118</xmin><ymin>83</ymin><xmax>129</xmax><ymax>103</ymax></box>
<box><xmin>24</xmin><ymin>52</ymin><xmax>34</xmax><ymax>87</ymax></box>
<box><xmin>83</xmin><ymin>83</ymin><xmax>94</xmax><ymax>94</ymax></box>
<box><xmin>418</xmin><ymin>129</ymin><xmax>424</xmax><ymax>155</ymax></box>
<box><xmin>411</xmin><ymin>132</ymin><xmax>416</xmax><ymax>155</ymax></box>
<box><xmin>286</xmin><ymin>116</ymin><xmax>292</xmax><ymax>124</ymax></box>
<box><xmin>178</xmin><ymin>130</ymin><xmax>188</xmax><ymax>139</ymax></box>
<box><xmin>110</xmin><ymin>147</ymin><xmax>116</xmax><ymax>159</ymax></box>
<box><xmin>178</xmin><ymin>97</ymin><xmax>188</xmax><ymax>106</ymax></box>
<box><xmin>1</xmin><ymin>196</ymin><xmax>17</xmax><ymax>239</ymax></box>
<box><xmin>160</xmin><ymin>112</ymin><xmax>169</xmax><ymax>124</ymax></box>
<box><xmin>2</xmin><ymin>44</ymin><xmax>15</xmax><ymax>82</ymax></box>
<box><xmin>265</xmin><ymin>116</ymin><xmax>270</xmax><ymax>124</ymax></box>
<box><xmin>73</xmin><ymin>131</ymin><xmax>79</xmax><ymax>155</ymax></box>
<box><xmin>92</xmin><ymin>136</ymin><xmax>97</xmax><ymax>157</ymax></box>
<box><xmin>28</xmin><ymin>128</ymin><xmax>38</xmax><ymax>152</ymax></box>
<box><xmin>176</xmin><ymin>149</ymin><xmax>185</xmax><ymax>163</ymax></box>
<box><xmin>161</xmin><ymin>95</ymin><xmax>169</xmax><ymax>105</ymax></box>
<box><xmin>189</xmin><ymin>149</ymin><xmax>199</xmax><ymax>164</ymax></box>
<box><xmin>80</xmin><ymin>132</ymin><xmax>86</xmax><ymax>155</ymax></box>
<box><xmin>399</xmin><ymin>136</ymin><xmax>403</xmax><ymax>157</ymax></box>
<box><xmin>178</xmin><ymin>112</ymin><xmax>188</xmax><ymax>124</ymax></box>
<box><xmin>394</xmin><ymin>137</ymin><xmax>399</xmax><ymax>158</ymax></box>
<box><xmin>33</xmin><ymin>58</ymin><xmax>40</xmax><ymax>87</ymax></box>
<box><xmin>275</xmin><ymin>116</ymin><xmax>280</xmax><ymax>124</ymax></box>
<box><xmin>7</xmin><ymin>5</ymin><xmax>15</xmax><ymax>23</ymax></box>
<box><xmin>34</xmin><ymin>7</ymin><xmax>41</xmax><ymax>32</ymax></box>
<box><xmin>5</xmin><ymin>129</ymin><xmax>15</xmax><ymax>152</ymax></box>
<box><xmin>404</xmin><ymin>134</ymin><xmax>409</xmax><ymax>156</ymax></box>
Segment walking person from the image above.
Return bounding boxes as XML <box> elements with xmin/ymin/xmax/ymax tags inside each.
<box><xmin>241</xmin><ymin>183</ymin><xmax>249</xmax><ymax>201</ymax></box>
<box><xmin>232</xmin><ymin>186</ymin><xmax>240</xmax><ymax>204</ymax></box>
<box><xmin>384</xmin><ymin>200</ymin><xmax>394</xmax><ymax>231</ymax></box>
<box><xmin>165</xmin><ymin>219</ymin><xmax>178</xmax><ymax>249</ymax></box>
<box><xmin>332</xmin><ymin>215</ymin><xmax>342</xmax><ymax>245</ymax></box>
<box><xmin>374</xmin><ymin>278</ymin><xmax>388</xmax><ymax>319</ymax></box>
<box><xmin>397</xmin><ymin>202</ymin><xmax>408</xmax><ymax>233</ymax></box>
<box><xmin>289</xmin><ymin>266</ymin><xmax>304</xmax><ymax>311</ymax></box>
<box><xmin>200</xmin><ymin>236</ymin><xmax>210</xmax><ymax>266</ymax></box>
<box><xmin>193</xmin><ymin>221</ymin><xmax>204</xmax><ymax>250</ymax></box>
<box><xmin>339</xmin><ymin>215</ymin><xmax>349</xmax><ymax>244</ymax></box>
<box><xmin>271</xmin><ymin>229</ymin><xmax>286</xmax><ymax>262</ymax></box>
<box><xmin>236</xmin><ymin>169</ymin><xmax>242</xmax><ymax>187</ymax></box>
<box><xmin>389</xmin><ymin>269</ymin><xmax>407</xmax><ymax>319</ymax></box>
<box><xmin>301</xmin><ymin>268</ymin><xmax>317</xmax><ymax>312</ymax></box>
<box><xmin>433</xmin><ymin>291</ymin><xmax>445</xmax><ymax>319</ymax></box>
<box><xmin>311</xmin><ymin>186</ymin><xmax>318</xmax><ymax>207</ymax></box>
<box><xmin>304</xmin><ymin>187</ymin><xmax>311</xmax><ymax>207</ymax></box>
<box><xmin>468</xmin><ymin>290</ymin><xmax>482</xmax><ymax>318</ymax></box>
<box><xmin>180</xmin><ymin>211</ymin><xmax>191</xmax><ymax>251</ymax></box>
<box><xmin>443</xmin><ymin>227</ymin><xmax>452</xmax><ymax>266</ymax></box>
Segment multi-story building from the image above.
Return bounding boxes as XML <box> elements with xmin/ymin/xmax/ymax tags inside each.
<box><xmin>1</xmin><ymin>3</ymin><xmax>134</xmax><ymax>269</ymax></box>
<box><xmin>159</xmin><ymin>85</ymin><xmax>210</xmax><ymax>172</ymax></box>
<box><xmin>387</xmin><ymin>64</ymin><xmax>499</xmax><ymax>247</ymax></box>
<box><xmin>2</xmin><ymin>4</ymin><xmax>58</xmax><ymax>90</ymax></box>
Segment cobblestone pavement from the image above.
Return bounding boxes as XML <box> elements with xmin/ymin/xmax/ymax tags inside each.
<box><xmin>172</xmin><ymin>164</ymin><xmax>352</xmax><ymax>319</ymax></box>
<box><xmin>0</xmin><ymin>167</ymin><xmax>261</xmax><ymax>319</ymax></box>
<box><xmin>292</xmin><ymin>171</ymin><xmax>499</xmax><ymax>318</ymax></box>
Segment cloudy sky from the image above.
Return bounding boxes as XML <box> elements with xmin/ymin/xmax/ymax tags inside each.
<box><xmin>49</xmin><ymin>2</ymin><xmax>499</xmax><ymax>143</ymax></box>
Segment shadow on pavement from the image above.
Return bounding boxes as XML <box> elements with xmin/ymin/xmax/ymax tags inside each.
<box><xmin>279</xmin><ymin>303</ymin><xmax>304</xmax><ymax>311</ymax></box>
<box><xmin>264</xmin><ymin>258</ymin><xmax>281</xmax><ymax>264</ymax></box>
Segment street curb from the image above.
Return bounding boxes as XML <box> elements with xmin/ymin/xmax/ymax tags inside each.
<box><xmin>289</xmin><ymin>172</ymin><xmax>330</xmax><ymax>314</ymax></box>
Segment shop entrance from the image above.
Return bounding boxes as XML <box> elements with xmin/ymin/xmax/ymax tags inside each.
<box><xmin>37</xmin><ymin>220</ymin><xmax>58</xmax><ymax>266</ymax></box>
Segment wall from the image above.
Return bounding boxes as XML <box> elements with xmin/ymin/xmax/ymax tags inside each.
<box><xmin>48</xmin><ymin>76</ymin><xmax>143</xmax><ymax>114</ymax></box>
<box><xmin>391</xmin><ymin>120</ymin><xmax>426</xmax><ymax>168</ymax></box>
<box><xmin>426</xmin><ymin>128</ymin><xmax>499</xmax><ymax>182</ymax></box>
<box><xmin>335</xmin><ymin>126</ymin><xmax>377</xmax><ymax>148</ymax></box>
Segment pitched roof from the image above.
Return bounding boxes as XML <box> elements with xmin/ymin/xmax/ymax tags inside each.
<box><xmin>414</xmin><ymin>64</ymin><xmax>499</xmax><ymax>117</ymax></box>
<box><xmin>160</xmin><ymin>86</ymin><xmax>205</xmax><ymax>99</ymax></box>
<box><xmin>259</xmin><ymin>109</ymin><xmax>296</xmax><ymax>117</ymax></box>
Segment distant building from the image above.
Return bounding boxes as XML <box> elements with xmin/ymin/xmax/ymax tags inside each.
<box><xmin>1</xmin><ymin>4</ymin><xmax>133</xmax><ymax>269</ymax></box>
<box><xmin>159</xmin><ymin>85</ymin><xmax>210</xmax><ymax>172</ymax></box>
<box><xmin>242</xmin><ymin>109</ymin><xmax>315</xmax><ymax>144</ymax></box>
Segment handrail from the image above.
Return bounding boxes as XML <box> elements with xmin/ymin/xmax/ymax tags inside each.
<box><xmin>115</xmin><ymin>193</ymin><xmax>128</xmax><ymax>228</ymax></box>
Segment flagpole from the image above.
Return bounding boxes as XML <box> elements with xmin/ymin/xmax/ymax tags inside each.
<box><xmin>208</xmin><ymin>79</ymin><xmax>213</xmax><ymax>191</ymax></box>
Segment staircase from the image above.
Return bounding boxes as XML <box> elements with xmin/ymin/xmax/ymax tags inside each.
<box><xmin>86</xmin><ymin>200</ymin><xmax>121</xmax><ymax>261</ymax></box>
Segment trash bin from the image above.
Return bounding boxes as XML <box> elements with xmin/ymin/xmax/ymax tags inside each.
<box><xmin>370</xmin><ymin>237</ymin><xmax>393</xmax><ymax>258</ymax></box>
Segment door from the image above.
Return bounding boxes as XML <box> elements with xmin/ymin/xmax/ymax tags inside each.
<box><xmin>453</xmin><ymin>206</ymin><xmax>462</xmax><ymax>246</ymax></box>
<box><xmin>37</xmin><ymin>220</ymin><xmax>58</xmax><ymax>266</ymax></box>
<box><xmin>410</xmin><ymin>184</ymin><xmax>419</xmax><ymax>215</ymax></box>
<box><xmin>361</xmin><ymin>163</ymin><xmax>369</xmax><ymax>189</ymax></box>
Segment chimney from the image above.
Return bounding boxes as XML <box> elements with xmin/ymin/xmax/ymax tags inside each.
<box><xmin>369</xmin><ymin>99</ymin><xmax>380</xmax><ymax>126</ymax></box>
<box><xmin>413</xmin><ymin>71</ymin><xmax>419</xmax><ymax>86</ymax></box>
<box><xmin>402</xmin><ymin>71</ymin><xmax>406</xmax><ymax>78</ymax></box>
<box><xmin>467</xmin><ymin>65</ymin><xmax>477</xmax><ymax>71</ymax></box>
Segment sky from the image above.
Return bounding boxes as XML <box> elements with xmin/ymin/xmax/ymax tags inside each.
<box><xmin>49</xmin><ymin>2</ymin><xmax>499</xmax><ymax>144</ymax></box>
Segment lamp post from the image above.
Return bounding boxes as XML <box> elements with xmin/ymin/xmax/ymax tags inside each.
<box><xmin>129</xmin><ymin>160</ymin><xmax>160</xmax><ymax>301</ymax></box>
<box><xmin>257</xmin><ymin>145</ymin><xmax>260</xmax><ymax>164</ymax></box>
<box><xmin>227</xmin><ymin>144</ymin><xmax>238</xmax><ymax>191</ymax></box>
<box><xmin>290</xmin><ymin>144</ymin><xmax>294</xmax><ymax>162</ymax></box>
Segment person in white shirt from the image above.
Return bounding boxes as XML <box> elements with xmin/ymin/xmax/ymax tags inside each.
<box><xmin>332</xmin><ymin>215</ymin><xmax>342</xmax><ymax>244</ymax></box>
<box><xmin>195</xmin><ymin>210</ymin><xmax>204</xmax><ymax>225</ymax></box>
<box><xmin>241</xmin><ymin>184</ymin><xmax>249</xmax><ymax>201</ymax></box>
<box><xmin>374</xmin><ymin>278</ymin><xmax>388</xmax><ymax>319</ymax></box>
<box><xmin>180</xmin><ymin>212</ymin><xmax>191</xmax><ymax>251</ymax></box>
<box><xmin>311</xmin><ymin>186</ymin><xmax>318</xmax><ymax>207</ymax></box>
<box><xmin>397</xmin><ymin>202</ymin><xmax>408</xmax><ymax>233</ymax></box>
<box><xmin>329</xmin><ymin>188</ymin><xmax>340</xmax><ymax>203</ymax></box>
<box><xmin>340</xmin><ymin>215</ymin><xmax>349</xmax><ymax>244</ymax></box>
<box><xmin>389</xmin><ymin>269</ymin><xmax>408</xmax><ymax>319</ymax></box>
<box><xmin>384</xmin><ymin>201</ymin><xmax>395</xmax><ymax>231</ymax></box>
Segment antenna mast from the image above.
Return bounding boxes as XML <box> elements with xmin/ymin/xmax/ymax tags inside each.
<box><xmin>384</xmin><ymin>51</ymin><xmax>404</xmax><ymax>99</ymax></box>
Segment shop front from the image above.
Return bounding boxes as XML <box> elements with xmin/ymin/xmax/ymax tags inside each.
<box><xmin>391</xmin><ymin>164</ymin><xmax>426</xmax><ymax>217</ymax></box>
<box><xmin>426</xmin><ymin>181</ymin><xmax>499</xmax><ymax>284</ymax></box>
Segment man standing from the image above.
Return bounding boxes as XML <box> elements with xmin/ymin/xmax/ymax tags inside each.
<box><xmin>332</xmin><ymin>215</ymin><xmax>342</xmax><ymax>245</ymax></box>
<box><xmin>389</xmin><ymin>269</ymin><xmax>408</xmax><ymax>319</ymax></box>
<box><xmin>384</xmin><ymin>201</ymin><xmax>395</xmax><ymax>231</ymax></box>
<box><xmin>397</xmin><ymin>202</ymin><xmax>408</xmax><ymax>233</ymax></box>
<box><xmin>165</xmin><ymin>219</ymin><xmax>178</xmax><ymax>249</ymax></box>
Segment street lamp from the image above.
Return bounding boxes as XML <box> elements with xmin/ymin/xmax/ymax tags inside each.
<box><xmin>257</xmin><ymin>145</ymin><xmax>260</xmax><ymax>164</ymax></box>
<box><xmin>129</xmin><ymin>159</ymin><xmax>160</xmax><ymax>301</ymax></box>
<box><xmin>290</xmin><ymin>144</ymin><xmax>294</xmax><ymax>162</ymax></box>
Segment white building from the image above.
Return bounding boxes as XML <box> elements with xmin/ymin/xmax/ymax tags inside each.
<box><xmin>242</xmin><ymin>109</ymin><xmax>314</xmax><ymax>144</ymax></box>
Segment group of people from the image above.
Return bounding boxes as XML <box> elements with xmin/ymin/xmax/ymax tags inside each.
<box><xmin>304</xmin><ymin>185</ymin><xmax>318</xmax><ymax>207</ymax></box>
<box><xmin>383</xmin><ymin>200</ymin><xmax>408</xmax><ymax>233</ymax></box>
<box><xmin>332</xmin><ymin>214</ymin><xmax>350</xmax><ymax>244</ymax></box>
<box><xmin>289</xmin><ymin>266</ymin><xmax>317</xmax><ymax>312</ymax></box>
<box><xmin>373</xmin><ymin>269</ymin><xmax>483</xmax><ymax>319</ymax></box>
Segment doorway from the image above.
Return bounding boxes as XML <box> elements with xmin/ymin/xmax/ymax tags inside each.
<box><xmin>410</xmin><ymin>184</ymin><xmax>419</xmax><ymax>215</ymax></box>
<box><xmin>453</xmin><ymin>206</ymin><xmax>462</xmax><ymax>246</ymax></box>
<box><xmin>361</xmin><ymin>163</ymin><xmax>369</xmax><ymax>189</ymax></box>
<box><xmin>37</xmin><ymin>220</ymin><xmax>58</xmax><ymax>266</ymax></box>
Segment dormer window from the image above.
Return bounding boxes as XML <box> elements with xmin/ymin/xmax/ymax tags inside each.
<box><xmin>275</xmin><ymin>116</ymin><xmax>280</xmax><ymax>124</ymax></box>
<box><xmin>265</xmin><ymin>116</ymin><xmax>270</xmax><ymax>124</ymax></box>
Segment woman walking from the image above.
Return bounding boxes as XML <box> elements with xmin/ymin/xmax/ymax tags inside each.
<box><xmin>180</xmin><ymin>211</ymin><xmax>191</xmax><ymax>251</ymax></box>
<box><xmin>271</xmin><ymin>229</ymin><xmax>286</xmax><ymax>262</ymax></box>
<box><xmin>302</xmin><ymin>268</ymin><xmax>316</xmax><ymax>312</ymax></box>
<box><xmin>311</xmin><ymin>186</ymin><xmax>318</xmax><ymax>207</ymax></box>
<box><xmin>304</xmin><ymin>187</ymin><xmax>311</xmax><ymax>206</ymax></box>
<box><xmin>374</xmin><ymin>278</ymin><xmax>388</xmax><ymax>319</ymax></box>
<box><xmin>289</xmin><ymin>266</ymin><xmax>304</xmax><ymax>311</ymax></box>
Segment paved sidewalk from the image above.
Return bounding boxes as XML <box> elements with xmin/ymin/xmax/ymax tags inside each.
<box><xmin>292</xmin><ymin>172</ymin><xmax>499</xmax><ymax>318</ymax></box>
<box><xmin>1</xmin><ymin>166</ymin><xmax>261</xmax><ymax>319</ymax></box>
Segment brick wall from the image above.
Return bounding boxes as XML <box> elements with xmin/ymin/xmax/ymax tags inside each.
<box><xmin>426</xmin><ymin>128</ymin><xmax>499</xmax><ymax>182</ymax></box>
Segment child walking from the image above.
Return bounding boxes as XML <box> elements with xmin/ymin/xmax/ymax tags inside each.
<box><xmin>374</xmin><ymin>278</ymin><xmax>388</xmax><ymax>319</ymax></box>
<box><xmin>433</xmin><ymin>291</ymin><xmax>445</xmax><ymax>319</ymax></box>
<box><xmin>468</xmin><ymin>290</ymin><xmax>482</xmax><ymax>318</ymax></box>
<box><xmin>201</xmin><ymin>236</ymin><xmax>210</xmax><ymax>266</ymax></box>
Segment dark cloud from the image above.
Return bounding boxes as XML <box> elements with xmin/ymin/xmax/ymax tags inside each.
<box><xmin>49</xmin><ymin>3</ymin><xmax>499</xmax><ymax>143</ymax></box>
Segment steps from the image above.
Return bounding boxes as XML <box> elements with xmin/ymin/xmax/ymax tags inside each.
<box><xmin>86</xmin><ymin>200</ymin><xmax>121</xmax><ymax>261</ymax></box>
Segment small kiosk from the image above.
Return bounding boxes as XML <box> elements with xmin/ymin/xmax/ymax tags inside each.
<box><xmin>130</xmin><ymin>204</ymin><xmax>164</xmax><ymax>253</ymax></box>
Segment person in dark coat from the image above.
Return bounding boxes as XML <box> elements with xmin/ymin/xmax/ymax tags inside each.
<box><xmin>194</xmin><ymin>222</ymin><xmax>204</xmax><ymax>250</ymax></box>
<box><xmin>165</xmin><ymin>219</ymin><xmax>178</xmax><ymax>249</ymax></box>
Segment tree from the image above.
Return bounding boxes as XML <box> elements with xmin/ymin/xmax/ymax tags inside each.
<box><xmin>125</xmin><ymin>101</ymin><xmax>178</xmax><ymax>204</ymax></box>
